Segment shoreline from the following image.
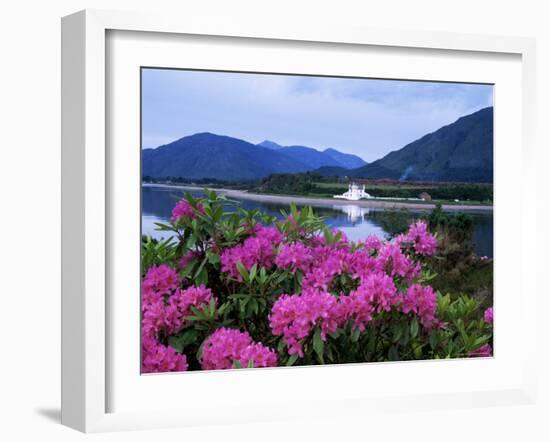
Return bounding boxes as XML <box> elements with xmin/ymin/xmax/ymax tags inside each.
<box><xmin>143</xmin><ymin>183</ymin><xmax>494</xmax><ymax>212</ymax></box>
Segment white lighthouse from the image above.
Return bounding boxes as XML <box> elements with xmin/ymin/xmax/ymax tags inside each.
<box><xmin>333</xmin><ymin>183</ymin><xmax>371</xmax><ymax>201</ymax></box>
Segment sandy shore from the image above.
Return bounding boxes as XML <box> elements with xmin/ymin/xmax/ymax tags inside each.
<box><xmin>143</xmin><ymin>183</ymin><xmax>493</xmax><ymax>212</ymax></box>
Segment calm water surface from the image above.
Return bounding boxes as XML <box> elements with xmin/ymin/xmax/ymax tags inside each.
<box><xmin>142</xmin><ymin>185</ymin><xmax>493</xmax><ymax>258</ymax></box>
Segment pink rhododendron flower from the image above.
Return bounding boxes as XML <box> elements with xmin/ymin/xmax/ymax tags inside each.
<box><xmin>171</xmin><ymin>199</ymin><xmax>205</xmax><ymax>222</ymax></box>
<box><xmin>142</xmin><ymin>335</ymin><xmax>188</xmax><ymax>373</ymax></box>
<box><xmin>363</xmin><ymin>234</ymin><xmax>383</xmax><ymax>251</ymax></box>
<box><xmin>275</xmin><ymin>242</ymin><xmax>314</xmax><ymax>273</ymax></box>
<box><xmin>300</xmin><ymin>246</ymin><xmax>357</xmax><ymax>291</ymax></box>
<box><xmin>238</xmin><ymin>343</ymin><xmax>278</xmax><ymax>368</ymax></box>
<box><xmin>376</xmin><ymin>243</ymin><xmax>420</xmax><ymax>280</ymax></box>
<box><xmin>404</xmin><ymin>220</ymin><xmax>438</xmax><ymax>256</ymax></box>
<box><xmin>142</xmin><ymin>284</ymin><xmax>214</xmax><ymax>338</ymax></box>
<box><xmin>169</xmin><ymin>285</ymin><xmax>214</xmax><ymax>325</ymax></box>
<box><xmin>401</xmin><ymin>284</ymin><xmax>438</xmax><ymax>328</ymax></box>
<box><xmin>393</xmin><ymin>233</ymin><xmax>411</xmax><ymax>247</ymax></box>
<box><xmin>484</xmin><ymin>307</ymin><xmax>493</xmax><ymax>324</ymax></box>
<box><xmin>270</xmin><ymin>290</ymin><xmax>340</xmax><ymax>357</ymax></box>
<box><xmin>200</xmin><ymin>328</ymin><xmax>277</xmax><ymax>370</ymax></box>
<box><xmin>340</xmin><ymin>272</ymin><xmax>398</xmax><ymax>331</ymax></box>
<box><xmin>467</xmin><ymin>344</ymin><xmax>492</xmax><ymax>358</ymax></box>
<box><xmin>254</xmin><ymin>224</ymin><xmax>284</xmax><ymax>246</ymax></box>
<box><xmin>221</xmin><ymin>235</ymin><xmax>276</xmax><ymax>280</ymax></box>
<box><xmin>142</xmin><ymin>299</ymin><xmax>182</xmax><ymax>337</ymax></box>
<box><xmin>142</xmin><ymin>264</ymin><xmax>180</xmax><ymax>298</ymax></box>
<box><xmin>302</xmin><ymin>266</ymin><xmax>336</xmax><ymax>292</ymax></box>
<box><xmin>346</xmin><ymin>250</ymin><xmax>377</xmax><ymax>281</ymax></box>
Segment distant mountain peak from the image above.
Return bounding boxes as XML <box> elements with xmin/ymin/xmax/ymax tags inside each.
<box><xmin>322</xmin><ymin>147</ymin><xmax>367</xmax><ymax>169</ymax></box>
<box><xmin>257</xmin><ymin>140</ymin><xmax>284</xmax><ymax>150</ymax></box>
<box><xmin>348</xmin><ymin>106</ymin><xmax>493</xmax><ymax>183</ymax></box>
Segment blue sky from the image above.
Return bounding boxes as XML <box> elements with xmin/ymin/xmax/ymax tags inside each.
<box><xmin>141</xmin><ymin>69</ymin><xmax>493</xmax><ymax>162</ymax></box>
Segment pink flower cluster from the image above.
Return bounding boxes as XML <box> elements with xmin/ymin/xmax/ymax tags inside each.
<box><xmin>340</xmin><ymin>273</ymin><xmax>398</xmax><ymax>331</ymax></box>
<box><xmin>221</xmin><ymin>235</ymin><xmax>276</xmax><ymax>280</ymax></box>
<box><xmin>269</xmin><ymin>290</ymin><xmax>340</xmax><ymax>357</ymax></box>
<box><xmin>253</xmin><ymin>224</ymin><xmax>284</xmax><ymax>245</ymax></box>
<box><xmin>484</xmin><ymin>306</ymin><xmax>493</xmax><ymax>324</ymax></box>
<box><xmin>270</xmin><ymin>271</ymin><xmax>405</xmax><ymax>355</ymax></box>
<box><xmin>376</xmin><ymin>243</ymin><xmax>421</xmax><ymax>280</ymax></box>
<box><xmin>363</xmin><ymin>234</ymin><xmax>383</xmax><ymax>251</ymax></box>
<box><xmin>170</xmin><ymin>285</ymin><xmax>214</xmax><ymax>324</ymax></box>
<box><xmin>142</xmin><ymin>264</ymin><xmax>181</xmax><ymax>302</ymax></box>
<box><xmin>142</xmin><ymin>206</ymin><xmax>447</xmax><ymax>370</ymax></box>
<box><xmin>275</xmin><ymin>242</ymin><xmax>314</xmax><ymax>273</ymax></box>
<box><xmin>401</xmin><ymin>284</ymin><xmax>438</xmax><ymax>328</ymax></box>
<box><xmin>171</xmin><ymin>199</ymin><xmax>205</xmax><ymax>222</ymax></box>
<box><xmin>141</xmin><ymin>265</ymin><xmax>183</xmax><ymax>338</ymax></box>
<box><xmin>142</xmin><ymin>335</ymin><xmax>188</xmax><ymax>373</ymax></box>
<box><xmin>200</xmin><ymin>328</ymin><xmax>277</xmax><ymax>370</ymax></box>
<box><xmin>142</xmin><ymin>297</ymin><xmax>182</xmax><ymax>338</ymax></box>
<box><xmin>141</xmin><ymin>264</ymin><xmax>216</xmax><ymax>373</ymax></box>
<box><xmin>142</xmin><ymin>282</ymin><xmax>214</xmax><ymax>339</ymax></box>
<box><xmin>400</xmin><ymin>220</ymin><xmax>438</xmax><ymax>256</ymax></box>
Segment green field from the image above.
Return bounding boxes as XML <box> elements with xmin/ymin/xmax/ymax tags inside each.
<box><xmin>255</xmin><ymin>173</ymin><xmax>493</xmax><ymax>204</ymax></box>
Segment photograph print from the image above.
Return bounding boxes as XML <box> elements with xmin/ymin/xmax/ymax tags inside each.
<box><xmin>141</xmin><ymin>68</ymin><xmax>494</xmax><ymax>373</ymax></box>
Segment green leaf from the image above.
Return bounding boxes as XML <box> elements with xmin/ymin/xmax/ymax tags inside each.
<box><xmin>247</xmin><ymin>298</ymin><xmax>259</xmax><ymax>317</ymax></box>
<box><xmin>217</xmin><ymin>302</ymin><xmax>230</xmax><ymax>316</ymax></box>
<box><xmin>313</xmin><ymin>327</ymin><xmax>324</xmax><ymax>363</ymax></box>
<box><xmin>429</xmin><ymin>330</ymin><xmax>439</xmax><ymax>350</ymax></box>
<box><xmin>236</xmin><ymin>261</ymin><xmax>249</xmax><ymax>283</ymax></box>
<box><xmin>350</xmin><ymin>326</ymin><xmax>361</xmax><ymax>343</ymax></box>
<box><xmin>183</xmin><ymin>315</ymin><xmax>201</xmax><ymax>322</ymax></box>
<box><xmin>167</xmin><ymin>329</ymin><xmax>198</xmax><ymax>352</ymax></box>
<box><xmin>410</xmin><ymin>317</ymin><xmax>419</xmax><ymax>339</ymax></box>
<box><xmin>179</xmin><ymin>260</ymin><xmax>196</xmax><ymax>279</ymax></box>
<box><xmin>249</xmin><ymin>264</ymin><xmax>258</xmax><ymax>283</ymax></box>
<box><xmin>154</xmin><ymin>222</ymin><xmax>175</xmax><ymax>231</ymax></box>
<box><xmin>239</xmin><ymin>298</ymin><xmax>249</xmax><ymax>315</ymax></box>
<box><xmin>195</xmin><ymin>266</ymin><xmax>208</xmax><ymax>285</ymax></box>
<box><xmin>194</xmin><ymin>256</ymin><xmax>208</xmax><ymax>278</ymax></box>
<box><xmin>247</xmin><ymin>359</ymin><xmax>255</xmax><ymax>368</ymax></box>
<box><xmin>207</xmin><ymin>253</ymin><xmax>220</xmax><ymax>265</ymax></box>
<box><xmin>392</xmin><ymin>323</ymin><xmax>404</xmax><ymax>343</ymax></box>
<box><xmin>388</xmin><ymin>345</ymin><xmax>400</xmax><ymax>361</ymax></box>
<box><xmin>286</xmin><ymin>354</ymin><xmax>299</xmax><ymax>366</ymax></box>
<box><xmin>209</xmin><ymin>297</ymin><xmax>216</xmax><ymax>317</ymax></box>
<box><xmin>259</xmin><ymin>267</ymin><xmax>267</xmax><ymax>284</ymax></box>
<box><xmin>233</xmin><ymin>360</ymin><xmax>243</xmax><ymax>369</ymax></box>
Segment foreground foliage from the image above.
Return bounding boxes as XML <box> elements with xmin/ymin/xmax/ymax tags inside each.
<box><xmin>141</xmin><ymin>191</ymin><xmax>493</xmax><ymax>372</ymax></box>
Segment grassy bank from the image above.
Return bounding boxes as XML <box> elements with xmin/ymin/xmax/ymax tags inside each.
<box><xmin>256</xmin><ymin>173</ymin><xmax>493</xmax><ymax>204</ymax></box>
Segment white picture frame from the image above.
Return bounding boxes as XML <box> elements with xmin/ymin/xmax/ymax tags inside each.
<box><xmin>61</xmin><ymin>9</ymin><xmax>537</xmax><ymax>433</ymax></box>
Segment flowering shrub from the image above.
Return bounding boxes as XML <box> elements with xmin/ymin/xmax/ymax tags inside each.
<box><xmin>200</xmin><ymin>328</ymin><xmax>277</xmax><ymax>370</ymax></box>
<box><xmin>270</xmin><ymin>290</ymin><xmax>340</xmax><ymax>357</ymax></box>
<box><xmin>141</xmin><ymin>191</ymin><xmax>493</xmax><ymax>372</ymax></box>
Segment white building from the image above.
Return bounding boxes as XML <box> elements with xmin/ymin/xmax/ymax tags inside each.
<box><xmin>333</xmin><ymin>183</ymin><xmax>371</xmax><ymax>201</ymax></box>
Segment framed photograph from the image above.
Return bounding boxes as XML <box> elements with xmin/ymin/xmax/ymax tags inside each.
<box><xmin>61</xmin><ymin>9</ymin><xmax>537</xmax><ymax>432</ymax></box>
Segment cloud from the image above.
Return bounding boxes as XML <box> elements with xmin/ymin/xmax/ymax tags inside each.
<box><xmin>141</xmin><ymin>69</ymin><xmax>493</xmax><ymax>162</ymax></box>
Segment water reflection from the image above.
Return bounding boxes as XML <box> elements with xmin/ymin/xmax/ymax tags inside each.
<box><xmin>141</xmin><ymin>185</ymin><xmax>493</xmax><ymax>257</ymax></box>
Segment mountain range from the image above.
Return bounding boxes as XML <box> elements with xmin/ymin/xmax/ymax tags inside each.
<box><xmin>346</xmin><ymin>106</ymin><xmax>494</xmax><ymax>182</ymax></box>
<box><xmin>142</xmin><ymin>135</ymin><xmax>366</xmax><ymax>181</ymax></box>
<box><xmin>142</xmin><ymin>106</ymin><xmax>493</xmax><ymax>183</ymax></box>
